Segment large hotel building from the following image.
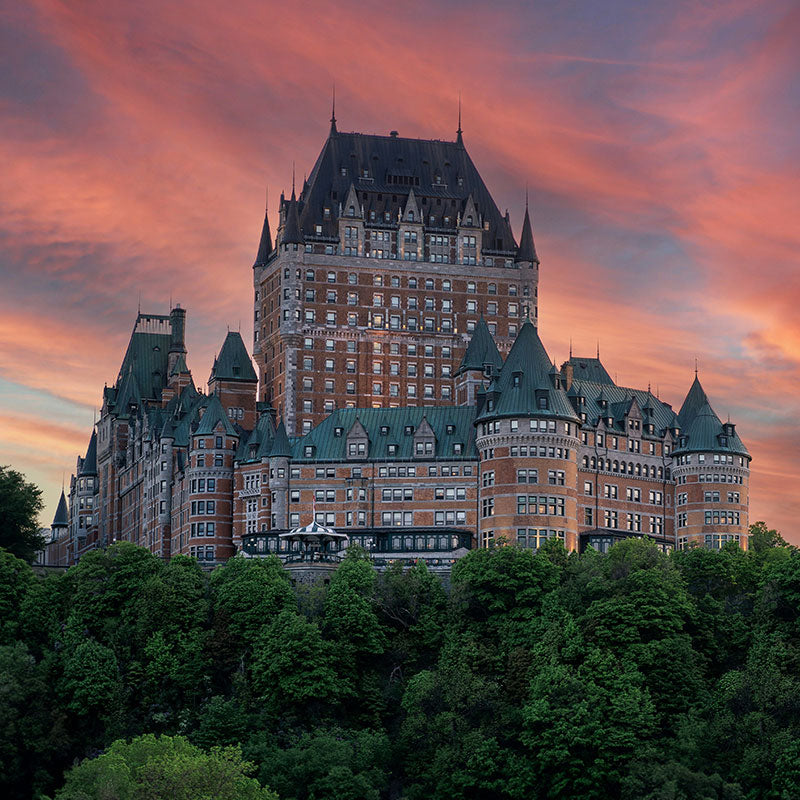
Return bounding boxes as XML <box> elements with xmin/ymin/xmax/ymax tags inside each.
<box><xmin>44</xmin><ymin>115</ymin><xmax>751</xmax><ymax>568</ymax></box>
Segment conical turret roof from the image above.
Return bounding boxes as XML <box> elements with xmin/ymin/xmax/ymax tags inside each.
<box><xmin>515</xmin><ymin>202</ymin><xmax>538</xmax><ymax>263</ymax></box>
<box><xmin>476</xmin><ymin>320</ymin><xmax>578</xmax><ymax>422</ymax></box>
<box><xmin>254</xmin><ymin>204</ymin><xmax>273</xmax><ymax>266</ymax></box>
<box><xmin>52</xmin><ymin>490</ymin><xmax>68</xmax><ymax>528</ymax></box>
<box><xmin>210</xmin><ymin>332</ymin><xmax>257</xmax><ymax>383</ymax></box>
<box><xmin>268</xmin><ymin>420</ymin><xmax>292</xmax><ymax>458</ymax></box>
<box><xmin>673</xmin><ymin>399</ymin><xmax>750</xmax><ymax>458</ymax></box>
<box><xmin>78</xmin><ymin>431</ymin><xmax>97</xmax><ymax>476</ymax></box>
<box><xmin>282</xmin><ymin>188</ymin><xmax>304</xmax><ymax>245</ymax></box>
<box><xmin>456</xmin><ymin>316</ymin><xmax>503</xmax><ymax>375</ymax></box>
<box><xmin>678</xmin><ymin>375</ymin><xmax>708</xmax><ymax>427</ymax></box>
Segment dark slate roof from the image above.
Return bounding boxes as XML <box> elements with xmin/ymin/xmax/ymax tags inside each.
<box><xmin>293</xmin><ymin>406</ymin><xmax>478</xmax><ymax>461</ymax></box>
<box><xmin>78</xmin><ymin>431</ymin><xmax>97</xmax><ymax>476</ymax></box>
<box><xmin>456</xmin><ymin>316</ymin><xmax>504</xmax><ymax>375</ymax></box>
<box><xmin>237</xmin><ymin>412</ymin><xmax>277</xmax><ymax>463</ymax></box>
<box><xmin>52</xmin><ymin>490</ymin><xmax>69</xmax><ymax>527</ymax></box>
<box><xmin>294</xmin><ymin>129</ymin><xmax>517</xmax><ymax>252</ymax></box>
<box><xmin>254</xmin><ymin>206</ymin><xmax>273</xmax><ymax>265</ymax></box>
<box><xmin>210</xmin><ymin>332</ymin><xmax>257</xmax><ymax>383</ymax></box>
<box><xmin>108</xmin><ymin>314</ymin><xmax>173</xmax><ymax>416</ymax></box>
<box><xmin>566</xmin><ymin>356</ymin><xmax>614</xmax><ymax>385</ymax></box>
<box><xmin>678</xmin><ymin>375</ymin><xmax>708</xmax><ymax>428</ymax></box>
<box><xmin>281</xmin><ymin>188</ymin><xmax>304</xmax><ymax>245</ymax></box>
<box><xmin>476</xmin><ymin>320</ymin><xmax>579</xmax><ymax>422</ymax></box>
<box><xmin>268</xmin><ymin>420</ymin><xmax>292</xmax><ymax>458</ymax></box>
<box><xmin>196</xmin><ymin>394</ymin><xmax>237</xmax><ymax>436</ymax></box>
<box><xmin>515</xmin><ymin>203</ymin><xmax>538</xmax><ymax>263</ymax></box>
<box><xmin>672</xmin><ymin>400</ymin><xmax>750</xmax><ymax>458</ymax></box>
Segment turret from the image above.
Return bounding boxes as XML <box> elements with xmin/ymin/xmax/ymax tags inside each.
<box><xmin>515</xmin><ymin>197</ymin><xmax>540</xmax><ymax>323</ymax></box>
<box><xmin>455</xmin><ymin>316</ymin><xmax>503</xmax><ymax>406</ymax></box>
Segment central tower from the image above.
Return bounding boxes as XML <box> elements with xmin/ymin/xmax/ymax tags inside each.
<box><xmin>252</xmin><ymin>119</ymin><xmax>539</xmax><ymax>435</ymax></box>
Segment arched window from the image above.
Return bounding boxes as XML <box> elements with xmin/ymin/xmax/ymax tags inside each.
<box><xmin>613</xmin><ymin>460</ymin><xmax>619</xmax><ymax>472</ymax></box>
<box><xmin>466</xmin><ymin>215</ymin><xmax>473</xmax><ymax>225</ymax></box>
<box><xmin>408</xmin><ymin>210</ymin><xmax>415</xmax><ymax>222</ymax></box>
<box><xmin>583</xmin><ymin>456</ymin><xmax>589</xmax><ymax>468</ymax></box>
<box><xmin>348</xmin><ymin>205</ymin><xmax>355</xmax><ymax>217</ymax></box>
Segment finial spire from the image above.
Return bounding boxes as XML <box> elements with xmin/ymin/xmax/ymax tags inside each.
<box><xmin>569</xmin><ymin>337</ymin><xmax>573</xmax><ymax>359</ymax></box>
<box><xmin>695</xmin><ymin>357</ymin><xmax>698</xmax><ymax>377</ymax></box>
<box><xmin>456</xmin><ymin>91</ymin><xmax>463</xmax><ymax>145</ymax></box>
<box><xmin>291</xmin><ymin>161</ymin><xmax>296</xmax><ymax>196</ymax></box>
<box><xmin>596</xmin><ymin>339</ymin><xmax>600</xmax><ymax>359</ymax></box>
<box><xmin>330</xmin><ymin>84</ymin><xmax>337</xmax><ymax>134</ymax></box>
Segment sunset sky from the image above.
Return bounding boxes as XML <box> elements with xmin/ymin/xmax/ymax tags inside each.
<box><xmin>1</xmin><ymin>0</ymin><xmax>798</xmax><ymax>540</ymax></box>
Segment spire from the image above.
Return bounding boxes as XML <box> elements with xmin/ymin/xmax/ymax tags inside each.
<box><xmin>78</xmin><ymin>431</ymin><xmax>98</xmax><ymax>477</ymax></box>
<box><xmin>457</xmin><ymin>315</ymin><xmax>503</xmax><ymax>375</ymax></box>
<box><xmin>254</xmin><ymin>188</ymin><xmax>273</xmax><ymax>266</ymax></box>
<box><xmin>678</xmin><ymin>374</ymin><xmax>709</xmax><ymax>428</ymax></box>
<box><xmin>330</xmin><ymin>84</ymin><xmax>337</xmax><ymax>135</ymax></box>
<box><xmin>515</xmin><ymin>191</ymin><xmax>539</xmax><ymax>264</ymax></box>
<box><xmin>281</xmin><ymin>184</ymin><xmax>304</xmax><ymax>245</ymax></box>
<box><xmin>456</xmin><ymin>91</ymin><xmax>463</xmax><ymax>146</ymax></box>
<box><xmin>269</xmin><ymin>419</ymin><xmax>292</xmax><ymax>458</ymax></box>
<box><xmin>52</xmin><ymin>490</ymin><xmax>69</xmax><ymax>528</ymax></box>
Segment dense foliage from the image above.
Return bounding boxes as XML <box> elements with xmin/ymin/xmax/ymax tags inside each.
<box><xmin>0</xmin><ymin>466</ymin><xmax>45</xmax><ymax>562</ymax></box>
<box><xmin>1</xmin><ymin>522</ymin><xmax>798</xmax><ymax>799</ymax></box>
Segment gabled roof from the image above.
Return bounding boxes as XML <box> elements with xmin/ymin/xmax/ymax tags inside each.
<box><xmin>457</xmin><ymin>316</ymin><xmax>504</xmax><ymax>375</ymax></box>
<box><xmin>78</xmin><ymin>431</ymin><xmax>97</xmax><ymax>476</ymax></box>
<box><xmin>195</xmin><ymin>394</ymin><xmax>237</xmax><ymax>436</ymax></box>
<box><xmin>672</xmin><ymin>399</ymin><xmax>750</xmax><ymax>458</ymax></box>
<box><xmin>52</xmin><ymin>490</ymin><xmax>68</xmax><ymax>527</ymax></box>
<box><xmin>268</xmin><ymin>420</ymin><xmax>292</xmax><ymax>458</ymax></box>
<box><xmin>295</xmin><ymin>128</ymin><xmax>518</xmax><ymax>251</ymax></box>
<box><xmin>210</xmin><ymin>332</ymin><xmax>257</xmax><ymax>383</ymax></box>
<box><xmin>254</xmin><ymin>205</ymin><xmax>273</xmax><ymax>266</ymax></box>
<box><xmin>476</xmin><ymin>320</ymin><xmax>579</xmax><ymax>422</ymax></box>
<box><xmin>170</xmin><ymin>353</ymin><xmax>190</xmax><ymax>377</ymax></box>
<box><xmin>678</xmin><ymin>375</ymin><xmax>709</xmax><ymax>428</ymax></box>
<box><xmin>515</xmin><ymin>202</ymin><xmax>538</xmax><ymax>263</ymax></box>
<box><xmin>293</xmin><ymin>406</ymin><xmax>478</xmax><ymax>461</ymax></box>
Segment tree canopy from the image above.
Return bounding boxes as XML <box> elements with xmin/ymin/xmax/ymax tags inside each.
<box><xmin>0</xmin><ymin>466</ymin><xmax>45</xmax><ymax>562</ymax></box>
<box><xmin>1</xmin><ymin>520</ymin><xmax>798</xmax><ymax>799</ymax></box>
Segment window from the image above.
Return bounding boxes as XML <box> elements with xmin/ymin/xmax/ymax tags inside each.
<box><xmin>481</xmin><ymin>497</ymin><xmax>495</xmax><ymax>518</ymax></box>
<box><xmin>604</xmin><ymin>484</ymin><xmax>618</xmax><ymax>499</ymax></box>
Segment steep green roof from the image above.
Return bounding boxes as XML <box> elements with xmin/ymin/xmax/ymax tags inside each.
<box><xmin>293</xmin><ymin>406</ymin><xmax>478</xmax><ymax>462</ymax></box>
<box><xmin>170</xmin><ymin>353</ymin><xmax>190</xmax><ymax>376</ymax></box>
<box><xmin>476</xmin><ymin>320</ymin><xmax>578</xmax><ymax>422</ymax></box>
<box><xmin>237</xmin><ymin>413</ymin><xmax>276</xmax><ymax>463</ymax></box>
<box><xmin>210</xmin><ymin>332</ymin><xmax>257</xmax><ymax>383</ymax></box>
<box><xmin>109</xmin><ymin>315</ymin><xmax>173</xmax><ymax>415</ymax></box>
<box><xmin>196</xmin><ymin>394</ymin><xmax>237</xmax><ymax>436</ymax></box>
<box><xmin>52</xmin><ymin>490</ymin><xmax>68</xmax><ymax>527</ymax></box>
<box><xmin>456</xmin><ymin>316</ymin><xmax>503</xmax><ymax>375</ymax></box>
<box><xmin>672</xmin><ymin>400</ymin><xmax>750</xmax><ymax>458</ymax></box>
<box><xmin>254</xmin><ymin>206</ymin><xmax>273</xmax><ymax>266</ymax></box>
<box><xmin>282</xmin><ymin>188</ymin><xmax>304</xmax><ymax>245</ymax></box>
<box><xmin>78</xmin><ymin>431</ymin><xmax>97</xmax><ymax>476</ymax></box>
<box><xmin>268</xmin><ymin>420</ymin><xmax>292</xmax><ymax>458</ymax></box>
<box><xmin>566</xmin><ymin>356</ymin><xmax>614</xmax><ymax>385</ymax></box>
<box><xmin>515</xmin><ymin>202</ymin><xmax>538</xmax><ymax>263</ymax></box>
<box><xmin>678</xmin><ymin>375</ymin><xmax>708</xmax><ymax>428</ymax></box>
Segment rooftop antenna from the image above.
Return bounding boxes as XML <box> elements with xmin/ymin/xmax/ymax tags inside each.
<box><xmin>656</xmin><ymin>384</ymin><xmax>660</xmax><ymax>399</ymax></box>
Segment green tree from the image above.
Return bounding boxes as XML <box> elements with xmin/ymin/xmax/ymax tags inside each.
<box><xmin>251</xmin><ymin>609</ymin><xmax>339</xmax><ymax>715</ymax></box>
<box><xmin>0</xmin><ymin>549</ymin><xmax>34</xmax><ymax>645</ymax></box>
<box><xmin>53</xmin><ymin>733</ymin><xmax>277</xmax><ymax>799</ymax></box>
<box><xmin>0</xmin><ymin>466</ymin><xmax>45</xmax><ymax>562</ymax></box>
<box><xmin>749</xmin><ymin>521</ymin><xmax>790</xmax><ymax>554</ymax></box>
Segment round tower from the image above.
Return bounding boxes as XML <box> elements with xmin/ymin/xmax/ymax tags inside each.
<box><xmin>672</xmin><ymin>377</ymin><xmax>751</xmax><ymax>550</ymax></box>
<box><xmin>475</xmin><ymin>321</ymin><xmax>580</xmax><ymax>551</ymax></box>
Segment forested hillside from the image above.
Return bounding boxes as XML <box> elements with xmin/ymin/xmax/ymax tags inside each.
<box><xmin>1</xmin><ymin>525</ymin><xmax>798</xmax><ymax>799</ymax></box>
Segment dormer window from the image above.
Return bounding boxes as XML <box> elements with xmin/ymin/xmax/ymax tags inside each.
<box><xmin>404</xmin><ymin>425</ymin><xmax>414</xmax><ymax>435</ymax></box>
<box><xmin>719</xmin><ymin>435</ymin><xmax>728</xmax><ymax>446</ymax></box>
<box><xmin>348</xmin><ymin>205</ymin><xmax>355</xmax><ymax>217</ymax></box>
<box><xmin>446</xmin><ymin>424</ymin><xmax>456</xmax><ymax>434</ymax></box>
<box><xmin>407</xmin><ymin>210</ymin><xmax>415</xmax><ymax>222</ymax></box>
<box><xmin>380</xmin><ymin>425</ymin><xmax>389</xmax><ymax>436</ymax></box>
<box><xmin>536</xmin><ymin>390</ymin><xmax>549</xmax><ymax>410</ymax></box>
<box><xmin>453</xmin><ymin>442</ymin><xmax>463</xmax><ymax>455</ymax></box>
<box><xmin>512</xmin><ymin>372</ymin><xmax>521</xmax><ymax>387</ymax></box>
<box><xmin>466</xmin><ymin>215</ymin><xmax>473</xmax><ymax>225</ymax></box>
<box><xmin>334</xmin><ymin>427</ymin><xmax>344</xmax><ymax>437</ymax></box>
<box><xmin>304</xmin><ymin>445</ymin><xmax>315</xmax><ymax>458</ymax></box>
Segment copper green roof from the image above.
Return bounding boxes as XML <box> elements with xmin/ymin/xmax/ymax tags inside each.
<box><xmin>195</xmin><ymin>394</ymin><xmax>237</xmax><ymax>436</ymax></box>
<box><xmin>281</xmin><ymin>188</ymin><xmax>304</xmax><ymax>245</ymax></box>
<box><xmin>268</xmin><ymin>420</ymin><xmax>292</xmax><ymax>458</ymax></box>
<box><xmin>476</xmin><ymin>320</ymin><xmax>579</xmax><ymax>422</ymax></box>
<box><xmin>566</xmin><ymin>356</ymin><xmax>614</xmax><ymax>385</ymax></box>
<box><xmin>170</xmin><ymin>353</ymin><xmax>190</xmax><ymax>376</ymax></box>
<box><xmin>52</xmin><ymin>490</ymin><xmax>68</xmax><ymax>527</ymax></box>
<box><xmin>293</xmin><ymin>406</ymin><xmax>478</xmax><ymax>461</ymax></box>
<box><xmin>210</xmin><ymin>332</ymin><xmax>257</xmax><ymax>383</ymax></box>
<box><xmin>672</xmin><ymin>399</ymin><xmax>750</xmax><ymax>458</ymax></box>
<box><xmin>78</xmin><ymin>431</ymin><xmax>97</xmax><ymax>477</ymax></box>
<box><xmin>456</xmin><ymin>316</ymin><xmax>504</xmax><ymax>375</ymax></box>
<box><xmin>678</xmin><ymin>375</ymin><xmax>708</xmax><ymax>427</ymax></box>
